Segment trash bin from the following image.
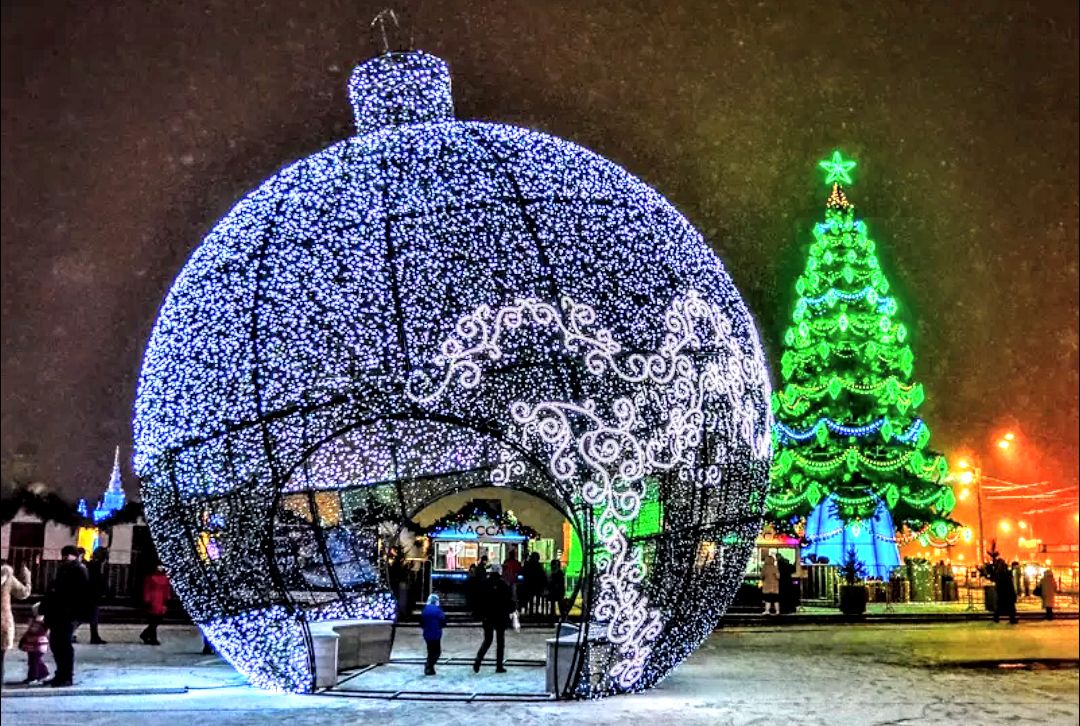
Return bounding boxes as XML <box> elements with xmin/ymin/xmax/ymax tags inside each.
<box><xmin>983</xmin><ymin>584</ymin><xmax>997</xmax><ymax>612</ymax></box>
<box><xmin>546</xmin><ymin>623</ymin><xmax>581</xmax><ymax>696</ymax></box>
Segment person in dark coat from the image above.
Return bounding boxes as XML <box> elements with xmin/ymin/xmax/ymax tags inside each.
<box><xmin>473</xmin><ymin>564</ymin><xmax>514</xmax><ymax>673</ymax></box>
<box><xmin>992</xmin><ymin>558</ymin><xmax>1018</xmax><ymax>624</ymax></box>
<box><xmin>522</xmin><ymin>552</ymin><xmax>548</xmax><ymax>616</ymax></box>
<box><xmin>41</xmin><ymin>545</ymin><xmax>91</xmax><ymax>687</ymax></box>
<box><xmin>1010</xmin><ymin>561</ymin><xmax>1022</xmax><ymax>598</ymax></box>
<box><xmin>547</xmin><ymin>559</ymin><xmax>566</xmax><ymax>621</ymax></box>
<box><xmin>419</xmin><ymin>594</ymin><xmax>447</xmax><ymax>675</ymax></box>
<box><xmin>776</xmin><ymin>553</ymin><xmax>797</xmax><ymax>614</ymax></box>
<box><xmin>140</xmin><ymin>565</ymin><xmax>172</xmax><ymax>645</ymax></box>
<box><xmin>86</xmin><ymin>547</ymin><xmax>109</xmax><ymax>644</ymax></box>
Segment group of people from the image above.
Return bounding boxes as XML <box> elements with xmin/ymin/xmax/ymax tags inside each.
<box><xmin>0</xmin><ymin>545</ymin><xmax>173</xmax><ymax>688</ymax></box>
<box><xmin>988</xmin><ymin>557</ymin><xmax>1058</xmax><ymax>624</ymax></box>
<box><xmin>421</xmin><ymin>553</ymin><xmax>570</xmax><ymax>676</ymax></box>
<box><xmin>466</xmin><ymin>551</ymin><xmax>567</xmax><ymax>621</ymax></box>
<box><xmin>758</xmin><ymin>552</ymin><xmax>797</xmax><ymax>616</ymax></box>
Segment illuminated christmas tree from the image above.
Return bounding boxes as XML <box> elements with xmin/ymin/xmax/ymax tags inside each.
<box><xmin>767</xmin><ymin>152</ymin><xmax>953</xmax><ymax>571</ymax></box>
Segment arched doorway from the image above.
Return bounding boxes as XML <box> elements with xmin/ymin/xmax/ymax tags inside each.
<box><xmin>312</xmin><ymin>485</ymin><xmax>588</xmax><ymax>699</ymax></box>
<box><xmin>270</xmin><ymin>416</ymin><xmax>593</xmax><ymax>698</ymax></box>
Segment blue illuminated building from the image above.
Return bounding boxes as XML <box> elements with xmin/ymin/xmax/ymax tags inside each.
<box><xmin>88</xmin><ymin>446</ymin><xmax>126</xmax><ymax>523</ymax></box>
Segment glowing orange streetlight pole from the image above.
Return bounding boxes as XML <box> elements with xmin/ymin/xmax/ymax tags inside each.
<box><xmin>955</xmin><ymin>458</ymin><xmax>986</xmax><ymax>565</ymax></box>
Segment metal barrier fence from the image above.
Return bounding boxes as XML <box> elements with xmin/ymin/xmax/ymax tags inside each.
<box><xmin>800</xmin><ymin>562</ymin><xmax>1080</xmax><ymax>610</ymax></box>
<box><xmin>801</xmin><ymin>563</ymin><xmax>840</xmax><ymax>605</ymax></box>
<box><xmin>3</xmin><ymin>546</ymin><xmax>149</xmax><ymax>602</ymax></box>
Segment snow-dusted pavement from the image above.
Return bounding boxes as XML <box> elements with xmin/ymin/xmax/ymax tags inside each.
<box><xmin>2</xmin><ymin>621</ymin><xmax>1077</xmax><ymax>725</ymax></box>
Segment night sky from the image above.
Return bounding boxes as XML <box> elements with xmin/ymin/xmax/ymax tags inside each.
<box><xmin>2</xmin><ymin>1</ymin><xmax>1077</xmax><ymax>505</ymax></box>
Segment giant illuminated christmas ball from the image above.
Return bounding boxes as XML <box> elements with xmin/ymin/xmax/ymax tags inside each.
<box><xmin>134</xmin><ymin>50</ymin><xmax>772</xmax><ymax>697</ymax></box>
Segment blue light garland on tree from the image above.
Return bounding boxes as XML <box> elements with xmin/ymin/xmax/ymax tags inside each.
<box><xmin>134</xmin><ymin>49</ymin><xmax>772</xmax><ymax>697</ymax></box>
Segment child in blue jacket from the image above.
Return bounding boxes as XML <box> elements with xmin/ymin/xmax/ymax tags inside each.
<box><xmin>419</xmin><ymin>594</ymin><xmax>447</xmax><ymax>675</ymax></box>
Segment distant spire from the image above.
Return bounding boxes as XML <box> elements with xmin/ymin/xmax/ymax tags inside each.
<box><xmin>107</xmin><ymin>445</ymin><xmax>123</xmax><ymax>493</ymax></box>
<box><xmin>93</xmin><ymin>445</ymin><xmax>126</xmax><ymax>523</ymax></box>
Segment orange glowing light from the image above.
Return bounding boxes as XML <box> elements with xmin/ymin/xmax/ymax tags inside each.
<box><xmin>999</xmin><ymin>521</ymin><xmax>1011</xmax><ymax>533</ymax></box>
<box><xmin>959</xmin><ymin>488</ymin><xmax>970</xmax><ymax>500</ymax></box>
<box><xmin>958</xmin><ymin>471</ymin><xmax>975</xmax><ymax>485</ymax></box>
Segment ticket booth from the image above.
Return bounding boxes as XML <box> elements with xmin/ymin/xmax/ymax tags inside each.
<box><xmin>427</xmin><ymin>507</ymin><xmax>549</xmax><ymax>610</ymax></box>
<box><xmin>734</xmin><ymin>528</ymin><xmax>803</xmax><ymax>613</ymax></box>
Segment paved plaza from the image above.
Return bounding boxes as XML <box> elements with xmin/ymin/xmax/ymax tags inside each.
<box><xmin>2</xmin><ymin>620</ymin><xmax>1077</xmax><ymax>725</ymax></box>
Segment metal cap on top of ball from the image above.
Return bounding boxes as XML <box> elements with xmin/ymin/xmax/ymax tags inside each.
<box><xmin>134</xmin><ymin>40</ymin><xmax>771</xmax><ymax>697</ymax></box>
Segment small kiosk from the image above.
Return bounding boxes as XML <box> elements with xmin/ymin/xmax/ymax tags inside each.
<box><xmin>735</xmin><ymin>526</ymin><xmax>803</xmax><ymax>613</ymax></box>
<box><xmin>426</xmin><ymin>503</ymin><xmax>548</xmax><ymax>610</ymax></box>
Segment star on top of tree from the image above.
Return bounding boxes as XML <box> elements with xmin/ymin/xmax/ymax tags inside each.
<box><xmin>819</xmin><ymin>150</ymin><xmax>857</xmax><ymax>185</ymax></box>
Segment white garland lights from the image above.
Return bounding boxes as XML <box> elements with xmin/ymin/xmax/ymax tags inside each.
<box><xmin>134</xmin><ymin>49</ymin><xmax>771</xmax><ymax>697</ymax></box>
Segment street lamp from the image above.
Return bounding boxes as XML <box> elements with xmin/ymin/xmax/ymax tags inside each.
<box><xmin>1017</xmin><ymin>519</ymin><xmax>1040</xmax><ymax>556</ymax></box>
<box><xmin>953</xmin><ymin>458</ymin><xmax>986</xmax><ymax>565</ymax></box>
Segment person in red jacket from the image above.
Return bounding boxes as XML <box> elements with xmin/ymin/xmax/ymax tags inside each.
<box><xmin>140</xmin><ymin>565</ymin><xmax>172</xmax><ymax>645</ymax></box>
<box><xmin>501</xmin><ymin>548</ymin><xmax>523</xmax><ymax>604</ymax></box>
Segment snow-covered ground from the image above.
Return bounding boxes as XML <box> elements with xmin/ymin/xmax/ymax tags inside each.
<box><xmin>2</xmin><ymin>621</ymin><xmax>1077</xmax><ymax>725</ymax></box>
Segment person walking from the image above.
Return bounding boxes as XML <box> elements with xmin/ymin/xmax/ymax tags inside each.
<box><xmin>419</xmin><ymin>594</ymin><xmax>447</xmax><ymax>675</ymax></box>
<box><xmin>991</xmin><ymin>558</ymin><xmax>1018</xmax><ymax>624</ymax></box>
<box><xmin>760</xmin><ymin>553</ymin><xmax>780</xmax><ymax>615</ymax></box>
<box><xmin>86</xmin><ymin>547</ymin><xmax>109</xmax><ymax>644</ymax></box>
<box><xmin>473</xmin><ymin>564</ymin><xmax>514</xmax><ymax>674</ymax></box>
<box><xmin>1</xmin><ymin>560</ymin><xmax>33</xmax><ymax>687</ymax></box>
<box><xmin>1038</xmin><ymin>568</ymin><xmax>1057</xmax><ymax>620</ymax></box>
<box><xmin>140</xmin><ymin>564</ymin><xmax>172</xmax><ymax>645</ymax></box>
<box><xmin>547</xmin><ymin>559</ymin><xmax>566</xmax><ymax>621</ymax></box>
<box><xmin>18</xmin><ymin>602</ymin><xmax>51</xmax><ymax>685</ymax></box>
<box><xmin>522</xmin><ymin>552</ymin><xmax>547</xmax><ymax>616</ymax></box>
<box><xmin>41</xmin><ymin>545</ymin><xmax>91</xmax><ymax>687</ymax></box>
